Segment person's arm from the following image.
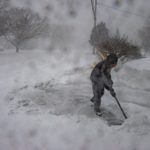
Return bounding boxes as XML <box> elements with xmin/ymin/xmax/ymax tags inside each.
<box><xmin>103</xmin><ymin>70</ymin><xmax>116</xmax><ymax>97</ymax></box>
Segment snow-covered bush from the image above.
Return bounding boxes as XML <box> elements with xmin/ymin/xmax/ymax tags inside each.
<box><xmin>90</xmin><ymin>22</ymin><xmax>141</xmax><ymax>60</ymax></box>
<box><xmin>89</xmin><ymin>22</ymin><xmax>109</xmax><ymax>48</ymax></box>
<box><xmin>101</xmin><ymin>31</ymin><xmax>141</xmax><ymax>59</ymax></box>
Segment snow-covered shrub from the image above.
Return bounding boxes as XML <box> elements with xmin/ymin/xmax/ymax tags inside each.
<box><xmin>89</xmin><ymin>22</ymin><xmax>141</xmax><ymax>60</ymax></box>
<box><xmin>89</xmin><ymin>22</ymin><xmax>109</xmax><ymax>48</ymax></box>
<box><xmin>101</xmin><ymin>32</ymin><xmax>141</xmax><ymax>59</ymax></box>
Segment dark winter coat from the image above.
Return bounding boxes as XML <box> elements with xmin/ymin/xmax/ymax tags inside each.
<box><xmin>90</xmin><ymin>60</ymin><xmax>114</xmax><ymax>93</ymax></box>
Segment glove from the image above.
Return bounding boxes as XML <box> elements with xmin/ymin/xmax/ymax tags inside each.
<box><xmin>110</xmin><ymin>89</ymin><xmax>116</xmax><ymax>97</ymax></box>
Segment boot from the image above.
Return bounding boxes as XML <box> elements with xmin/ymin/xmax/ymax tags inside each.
<box><xmin>94</xmin><ymin>99</ymin><xmax>102</xmax><ymax>116</ymax></box>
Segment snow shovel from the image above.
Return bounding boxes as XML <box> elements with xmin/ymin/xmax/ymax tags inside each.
<box><xmin>113</xmin><ymin>95</ymin><xmax>128</xmax><ymax>119</ymax></box>
<box><xmin>103</xmin><ymin>95</ymin><xmax>128</xmax><ymax>126</ymax></box>
<box><xmin>103</xmin><ymin>96</ymin><xmax>127</xmax><ymax>126</ymax></box>
<box><xmin>100</xmin><ymin>95</ymin><xmax>128</xmax><ymax>126</ymax></box>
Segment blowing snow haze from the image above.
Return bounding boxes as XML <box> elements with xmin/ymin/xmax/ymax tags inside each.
<box><xmin>1</xmin><ymin>1</ymin><xmax>150</xmax><ymax>150</ymax></box>
<box><xmin>9</xmin><ymin>0</ymin><xmax>150</xmax><ymax>49</ymax></box>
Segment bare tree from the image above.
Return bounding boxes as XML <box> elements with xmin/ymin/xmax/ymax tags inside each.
<box><xmin>0</xmin><ymin>10</ymin><xmax>9</xmax><ymax>36</ymax></box>
<box><xmin>3</xmin><ymin>8</ymin><xmax>48</xmax><ymax>52</ymax></box>
<box><xmin>0</xmin><ymin>0</ymin><xmax>10</xmax><ymax>36</ymax></box>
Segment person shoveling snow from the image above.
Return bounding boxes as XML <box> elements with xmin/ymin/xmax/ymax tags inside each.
<box><xmin>90</xmin><ymin>53</ymin><xmax>127</xmax><ymax>120</ymax></box>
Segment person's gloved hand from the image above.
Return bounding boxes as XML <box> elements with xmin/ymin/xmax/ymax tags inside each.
<box><xmin>110</xmin><ymin>89</ymin><xmax>116</xmax><ymax>97</ymax></box>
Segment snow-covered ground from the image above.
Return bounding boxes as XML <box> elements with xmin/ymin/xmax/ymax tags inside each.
<box><xmin>0</xmin><ymin>0</ymin><xmax>150</xmax><ymax>149</ymax></box>
<box><xmin>0</xmin><ymin>49</ymin><xmax>150</xmax><ymax>150</ymax></box>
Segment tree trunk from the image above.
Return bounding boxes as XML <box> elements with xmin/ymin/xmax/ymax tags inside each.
<box><xmin>16</xmin><ymin>46</ymin><xmax>19</xmax><ymax>53</ymax></box>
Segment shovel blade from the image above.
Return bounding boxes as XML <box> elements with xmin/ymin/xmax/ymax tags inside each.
<box><xmin>107</xmin><ymin>119</ymin><xmax>124</xmax><ymax>126</ymax></box>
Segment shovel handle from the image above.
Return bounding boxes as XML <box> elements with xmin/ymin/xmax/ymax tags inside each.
<box><xmin>114</xmin><ymin>96</ymin><xmax>128</xmax><ymax>119</ymax></box>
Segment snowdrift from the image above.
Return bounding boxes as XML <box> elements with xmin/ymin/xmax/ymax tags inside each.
<box><xmin>114</xmin><ymin>58</ymin><xmax>150</xmax><ymax>108</ymax></box>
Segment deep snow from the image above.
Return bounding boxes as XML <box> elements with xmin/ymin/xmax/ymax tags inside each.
<box><xmin>0</xmin><ymin>49</ymin><xmax>150</xmax><ymax>150</ymax></box>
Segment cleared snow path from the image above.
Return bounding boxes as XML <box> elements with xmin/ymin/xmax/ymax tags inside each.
<box><xmin>1</xmin><ymin>50</ymin><xmax>150</xmax><ymax>150</ymax></box>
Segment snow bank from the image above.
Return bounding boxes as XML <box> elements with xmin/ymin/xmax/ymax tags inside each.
<box><xmin>116</xmin><ymin>58</ymin><xmax>150</xmax><ymax>90</ymax></box>
<box><xmin>112</xmin><ymin>58</ymin><xmax>150</xmax><ymax>108</ymax></box>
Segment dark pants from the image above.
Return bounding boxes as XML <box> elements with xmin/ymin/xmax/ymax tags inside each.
<box><xmin>91</xmin><ymin>82</ymin><xmax>104</xmax><ymax>111</ymax></box>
